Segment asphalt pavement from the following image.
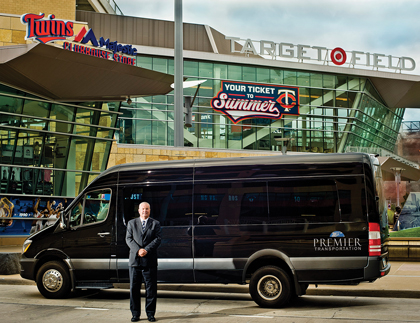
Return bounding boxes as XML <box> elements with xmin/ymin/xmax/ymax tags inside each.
<box><xmin>1</xmin><ymin>245</ymin><xmax>420</xmax><ymax>299</ymax></box>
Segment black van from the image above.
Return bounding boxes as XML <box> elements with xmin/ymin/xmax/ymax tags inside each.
<box><xmin>20</xmin><ymin>153</ymin><xmax>390</xmax><ymax>307</ymax></box>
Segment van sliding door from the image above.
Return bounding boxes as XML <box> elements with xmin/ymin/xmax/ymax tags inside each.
<box><xmin>192</xmin><ymin>180</ymin><xmax>269</xmax><ymax>283</ymax></box>
<box><xmin>118</xmin><ymin>183</ymin><xmax>194</xmax><ymax>283</ymax></box>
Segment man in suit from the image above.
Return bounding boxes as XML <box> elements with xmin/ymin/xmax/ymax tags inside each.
<box><xmin>126</xmin><ymin>202</ymin><xmax>161</xmax><ymax>322</ymax></box>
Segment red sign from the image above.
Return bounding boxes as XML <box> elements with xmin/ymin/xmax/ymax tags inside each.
<box><xmin>21</xmin><ymin>13</ymin><xmax>74</xmax><ymax>44</ymax></box>
<box><xmin>211</xmin><ymin>81</ymin><xmax>299</xmax><ymax>124</ymax></box>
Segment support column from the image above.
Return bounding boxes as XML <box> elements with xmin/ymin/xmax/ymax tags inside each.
<box><xmin>391</xmin><ymin>167</ymin><xmax>405</xmax><ymax>206</ymax></box>
<box><xmin>174</xmin><ymin>0</ymin><xmax>184</xmax><ymax>147</ymax></box>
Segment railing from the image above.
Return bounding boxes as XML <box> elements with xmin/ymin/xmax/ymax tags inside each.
<box><xmin>106</xmin><ymin>0</ymin><xmax>123</xmax><ymax>15</ymax></box>
<box><xmin>402</xmin><ymin>121</ymin><xmax>420</xmax><ymax>133</ymax></box>
<box><xmin>387</xmin><ymin>238</ymin><xmax>420</xmax><ymax>260</ymax></box>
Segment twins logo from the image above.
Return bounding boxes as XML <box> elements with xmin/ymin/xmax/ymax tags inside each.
<box><xmin>21</xmin><ymin>13</ymin><xmax>74</xmax><ymax>44</ymax></box>
<box><xmin>276</xmin><ymin>89</ymin><xmax>297</xmax><ymax>112</ymax></box>
<box><xmin>211</xmin><ymin>81</ymin><xmax>299</xmax><ymax>124</ymax></box>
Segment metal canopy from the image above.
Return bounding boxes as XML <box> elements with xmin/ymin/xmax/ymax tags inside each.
<box><xmin>369</xmin><ymin>76</ymin><xmax>420</xmax><ymax>109</ymax></box>
<box><xmin>0</xmin><ymin>43</ymin><xmax>174</xmax><ymax>102</ymax></box>
<box><xmin>378</xmin><ymin>156</ymin><xmax>420</xmax><ymax>182</ymax></box>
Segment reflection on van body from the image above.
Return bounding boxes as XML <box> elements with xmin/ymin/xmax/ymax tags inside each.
<box><xmin>20</xmin><ymin>153</ymin><xmax>390</xmax><ymax>308</ymax></box>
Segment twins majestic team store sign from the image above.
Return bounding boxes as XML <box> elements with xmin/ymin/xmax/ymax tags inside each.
<box><xmin>20</xmin><ymin>13</ymin><xmax>137</xmax><ymax>65</ymax></box>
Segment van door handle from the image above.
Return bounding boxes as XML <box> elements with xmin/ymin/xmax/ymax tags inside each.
<box><xmin>98</xmin><ymin>232</ymin><xmax>111</xmax><ymax>238</ymax></box>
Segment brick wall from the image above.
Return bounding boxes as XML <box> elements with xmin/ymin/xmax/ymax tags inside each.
<box><xmin>386</xmin><ymin>131</ymin><xmax>420</xmax><ymax>206</ymax></box>
<box><xmin>0</xmin><ymin>14</ymin><xmax>87</xmax><ymax>47</ymax></box>
<box><xmin>0</xmin><ymin>0</ymin><xmax>79</xmax><ymax>47</ymax></box>
<box><xmin>0</xmin><ymin>14</ymin><xmax>27</xmax><ymax>46</ymax></box>
<box><xmin>0</xmin><ymin>0</ymin><xmax>76</xmax><ymax>20</ymax></box>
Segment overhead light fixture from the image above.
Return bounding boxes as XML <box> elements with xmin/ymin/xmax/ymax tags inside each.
<box><xmin>170</xmin><ymin>79</ymin><xmax>207</xmax><ymax>89</ymax></box>
<box><xmin>127</xmin><ymin>96</ymin><xmax>132</xmax><ymax>105</ymax></box>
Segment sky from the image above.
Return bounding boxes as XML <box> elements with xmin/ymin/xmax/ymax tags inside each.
<box><xmin>116</xmin><ymin>0</ymin><xmax>420</xmax><ymax>122</ymax></box>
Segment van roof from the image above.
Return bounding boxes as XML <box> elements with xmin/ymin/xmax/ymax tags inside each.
<box><xmin>100</xmin><ymin>152</ymin><xmax>370</xmax><ymax>177</ymax></box>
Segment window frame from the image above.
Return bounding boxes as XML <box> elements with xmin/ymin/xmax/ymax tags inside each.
<box><xmin>68</xmin><ymin>188</ymin><xmax>112</xmax><ymax>228</ymax></box>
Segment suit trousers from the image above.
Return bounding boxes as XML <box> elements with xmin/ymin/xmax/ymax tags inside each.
<box><xmin>129</xmin><ymin>265</ymin><xmax>158</xmax><ymax>317</ymax></box>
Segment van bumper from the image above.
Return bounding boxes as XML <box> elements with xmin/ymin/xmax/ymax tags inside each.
<box><xmin>20</xmin><ymin>255</ymin><xmax>38</xmax><ymax>281</ymax></box>
<box><xmin>364</xmin><ymin>256</ymin><xmax>391</xmax><ymax>281</ymax></box>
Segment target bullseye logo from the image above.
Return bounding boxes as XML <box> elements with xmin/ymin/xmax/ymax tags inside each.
<box><xmin>331</xmin><ymin>47</ymin><xmax>347</xmax><ymax>65</ymax></box>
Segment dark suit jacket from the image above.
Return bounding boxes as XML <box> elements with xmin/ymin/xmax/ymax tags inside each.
<box><xmin>126</xmin><ymin>217</ymin><xmax>161</xmax><ymax>268</ymax></box>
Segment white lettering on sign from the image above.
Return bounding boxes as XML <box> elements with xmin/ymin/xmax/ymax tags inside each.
<box><xmin>313</xmin><ymin>237</ymin><xmax>362</xmax><ymax>251</ymax></box>
<box><xmin>225</xmin><ymin>36</ymin><xmax>416</xmax><ymax>72</ymax></box>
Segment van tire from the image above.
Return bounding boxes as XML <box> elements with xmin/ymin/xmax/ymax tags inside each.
<box><xmin>249</xmin><ymin>266</ymin><xmax>292</xmax><ymax>308</ymax></box>
<box><xmin>36</xmin><ymin>261</ymin><xmax>71</xmax><ymax>299</ymax></box>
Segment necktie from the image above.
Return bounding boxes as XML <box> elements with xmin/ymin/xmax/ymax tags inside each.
<box><xmin>142</xmin><ymin>220</ymin><xmax>146</xmax><ymax>232</ymax></box>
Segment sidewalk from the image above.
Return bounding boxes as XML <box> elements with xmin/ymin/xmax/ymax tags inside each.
<box><xmin>0</xmin><ymin>245</ymin><xmax>21</xmax><ymax>253</ymax></box>
<box><xmin>1</xmin><ymin>255</ymin><xmax>420</xmax><ymax>298</ymax></box>
<box><xmin>306</xmin><ymin>261</ymin><xmax>420</xmax><ymax>299</ymax></box>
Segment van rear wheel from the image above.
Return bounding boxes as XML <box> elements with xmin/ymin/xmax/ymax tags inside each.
<box><xmin>249</xmin><ymin>266</ymin><xmax>292</xmax><ymax>308</ymax></box>
<box><xmin>36</xmin><ymin>261</ymin><xmax>71</xmax><ymax>299</ymax></box>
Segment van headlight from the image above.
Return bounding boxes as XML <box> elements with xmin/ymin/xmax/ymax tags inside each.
<box><xmin>22</xmin><ymin>239</ymin><xmax>32</xmax><ymax>254</ymax></box>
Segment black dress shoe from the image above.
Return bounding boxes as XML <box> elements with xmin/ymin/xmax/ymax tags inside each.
<box><xmin>131</xmin><ymin>316</ymin><xmax>140</xmax><ymax>322</ymax></box>
<box><xmin>147</xmin><ymin>315</ymin><xmax>156</xmax><ymax>322</ymax></box>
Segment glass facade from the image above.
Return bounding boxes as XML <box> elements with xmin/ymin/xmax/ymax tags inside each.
<box><xmin>116</xmin><ymin>56</ymin><xmax>404</xmax><ymax>153</ymax></box>
<box><xmin>0</xmin><ymin>84</ymin><xmax>120</xmax><ymax>197</ymax></box>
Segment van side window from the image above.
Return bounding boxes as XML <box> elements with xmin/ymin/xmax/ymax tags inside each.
<box><xmin>336</xmin><ymin>177</ymin><xmax>365</xmax><ymax>222</ymax></box>
<box><xmin>69</xmin><ymin>189</ymin><xmax>111</xmax><ymax>228</ymax></box>
<box><xmin>267</xmin><ymin>179</ymin><xmax>338</xmax><ymax>223</ymax></box>
<box><xmin>193</xmin><ymin>181</ymin><xmax>268</xmax><ymax>225</ymax></box>
<box><xmin>123</xmin><ymin>184</ymin><xmax>193</xmax><ymax>226</ymax></box>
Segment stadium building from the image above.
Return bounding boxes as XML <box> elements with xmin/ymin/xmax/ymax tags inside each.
<box><xmin>1</xmin><ymin>0</ymin><xmax>420</xmax><ymax>238</ymax></box>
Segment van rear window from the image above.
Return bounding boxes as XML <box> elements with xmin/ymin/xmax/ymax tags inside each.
<box><xmin>335</xmin><ymin>177</ymin><xmax>365</xmax><ymax>222</ymax></box>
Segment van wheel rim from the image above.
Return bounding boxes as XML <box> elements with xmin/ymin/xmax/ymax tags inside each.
<box><xmin>257</xmin><ymin>275</ymin><xmax>281</xmax><ymax>301</ymax></box>
<box><xmin>42</xmin><ymin>269</ymin><xmax>63</xmax><ymax>292</ymax></box>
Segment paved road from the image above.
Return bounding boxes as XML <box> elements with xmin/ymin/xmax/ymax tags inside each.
<box><xmin>1</xmin><ymin>284</ymin><xmax>420</xmax><ymax>323</ymax></box>
<box><xmin>3</xmin><ymin>261</ymin><xmax>420</xmax><ymax>299</ymax></box>
<box><xmin>2</xmin><ymin>259</ymin><xmax>420</xmax><ymax>322</ymax></box>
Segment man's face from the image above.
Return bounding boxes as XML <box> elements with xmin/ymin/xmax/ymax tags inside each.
<box><xmin>138</xmin><ymin>203</ymin><xmax>150</xmax><ymax>220</ymax></box>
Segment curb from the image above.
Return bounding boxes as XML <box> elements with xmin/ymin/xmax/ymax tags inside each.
<box><xmin>3</xmin><ymin>279</ymin><xmax>420</xmax><ymax>299</ymax></box>
<box><xmin>306</xmin><ymin>288</ymin><xmax>420</xmax><ymax>299</ymax></box>
<box><xmin>0</xmin><ymin>277</ymin><xmax>34</xmax><ymax>285</ymax></box>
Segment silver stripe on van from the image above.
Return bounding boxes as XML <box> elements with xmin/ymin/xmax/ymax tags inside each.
<box><xmin>116</xmin><ymin>259</ymin><xmax>194</xmax><ymax>270</ymax></box>
<box><xmin>71</xmin><ymin>259</ymin><xmax>110</xmax><ymax>270</ymax></box>
<box><xmin>194</xmin><ymin>258</ymin><xmax>247</xmax><ymax>270</ymax></box>
<box><xmin>158</xmin><ymin>259</ymin><xmax>194</xmax><ymax>270</ymax></box>
<box><xmin>290</xmin><ymin>257</ymin><xmax>367</xmax><ymax>270</ymax></box>
<box><xmin>72</xmin><ymin>257</ymin><xmax>365</xmax><ymax>271</ymax></box>
<box><xmin>117</xmin><ymin>258</ymin><xmax>245</xmax><ymax>271</ymax></box>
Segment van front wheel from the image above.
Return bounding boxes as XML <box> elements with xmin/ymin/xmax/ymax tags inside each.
<box><xmin>36</xmin><ymin>261</ymin><xmax>71</xmax><ymax>299</ymax></box>
<box><xmin>249</xmin><ymin>266</ymin><xmax>292</xmax><ymax>308</ymax></box>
